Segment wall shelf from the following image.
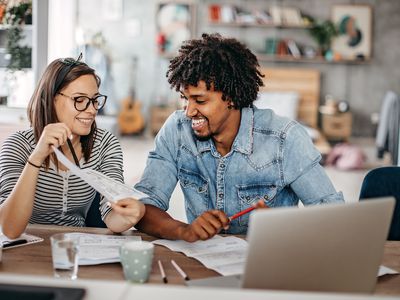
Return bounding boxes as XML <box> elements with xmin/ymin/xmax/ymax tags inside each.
<box><xmin>207</xmin><ymin>21</ymin><xmax>312</xmax><ymax>29</ymax></box>
<box><xmin>257</xmin><ymin>54</ymin><xmax>371</xmax><ymax>65</ymax></box>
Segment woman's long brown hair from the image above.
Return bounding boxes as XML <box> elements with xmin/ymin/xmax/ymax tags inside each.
<box><xmin>27</xmin><ymin>58</ymin><xmax>101</xmax><ymax>170</ymax></box>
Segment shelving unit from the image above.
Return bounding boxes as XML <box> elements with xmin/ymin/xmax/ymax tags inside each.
<box><xmin>205</xmin><ymin>3</ymin><xmax>371</xmax><ymax>65</ymax></box>
<box><xmin>207</xmin><ymin>21</ymin><xmax>312</xmax><ymax>29</ymax></box>
<box><xmin>256</xmin><ymin>54</ymin><xmax>370</xmax><ymax>65</ymax></box>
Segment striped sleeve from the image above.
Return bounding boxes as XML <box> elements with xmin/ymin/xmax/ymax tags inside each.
<box><xmin>96</xmin><ymin>129</ymin><xmax>124</xmax><ymax>220</ymax></box>
<box><xmin>0</xmin><ymin>132</ymin><xmax>32</xmax><ymax>204</ymax></box>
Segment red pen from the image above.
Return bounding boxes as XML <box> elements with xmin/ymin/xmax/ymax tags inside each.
<box><xmin>228</xmin><ymin>201</ymin><xmax>269</xmax><ymax>221</ymax></box>
<box><xmin>229</xmin><ymin>206</ymin><xmax>256</xmax><ymax>221</ymax></box>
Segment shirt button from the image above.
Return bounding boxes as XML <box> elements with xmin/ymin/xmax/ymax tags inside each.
<box><xmin>219</xmin><ymin>193</ymin><xmax>224</xmax><ymax>198</ymax></box>
<box><xmin>246</xmin><ymin>196</ymin><xmax>250</xmax><ymax>200</ymax></box>
<box><xmin>220</xmin><ymin>164</ymin><xmax>225</xmax><ymax>168</ymax></box>
<box><xmin>198</xmin><ymin>187</ymin><xmax>204</xmax><ymax>192</ymax></box>
<box><xmin>264</xmin><ymin>195</ymin><xmax>269</xmax><ymax>200</ymax></box>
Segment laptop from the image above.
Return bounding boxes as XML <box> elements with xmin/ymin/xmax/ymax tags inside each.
<box><xmin>187</xmin><ymin>198</ymin><xmax>395</xmax><ymax>293</ymax></box>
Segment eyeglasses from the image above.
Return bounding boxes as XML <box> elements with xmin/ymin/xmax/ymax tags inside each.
<box><xmin>58</xmin><ymin>92</ymin><xmax>107</xmax><ymax>112</ymax></box>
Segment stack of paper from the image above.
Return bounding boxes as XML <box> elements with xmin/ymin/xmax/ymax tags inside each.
<box><xmin>153</xmin><ymin>236</ymin><xmax>248</xmax><ymax>276</ymax></box>
<box><xmin>67</xmin><ymin>233</ymin><xmax>141</xmax><ymax>265</ymax></box>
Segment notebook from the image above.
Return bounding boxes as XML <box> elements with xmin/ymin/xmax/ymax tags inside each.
<box><xmin>187</xmin><ymin>198</ymin><xmax>395</xmax><ymax>293</ymax></box>
<box><xmin>0</xmin><ymin>233</ymin><xmax>43</xmax><ymax>250</ymax></box>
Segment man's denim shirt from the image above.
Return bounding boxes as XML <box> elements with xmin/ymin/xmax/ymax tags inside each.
<box><xmin>135</xmin><ymin>107</ymin><xmax>344</xmax><ymax>234</ymax></box>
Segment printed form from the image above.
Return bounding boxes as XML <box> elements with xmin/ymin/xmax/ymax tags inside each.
<box><xmin>52</xmin><ymin>146</ymin><xmax>148</xmax><ymax>202</ymax></box>
<box><xmin>153</xmin><ymin>236</ymin><xmax>248</xmax><ymax>276</ymax></box>
<box><xmin>67</xmin><ymin>233</ymin><xmax>141</xmax><ymax>265</ymax></box>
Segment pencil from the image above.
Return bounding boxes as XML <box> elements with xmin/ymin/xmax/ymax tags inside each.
<box><xmin>228</xmin><ymin>206</ymin><xmax>256</xmax><ymax>221</ymax></box>
<box><xmin>158</xmin><ymin>260</ymin><xmax>168</xmax><ymax>284</ymax></box>
<box><xmin>171</xmin><ymin>259</ymin><xmax>190</xmax><ymax>281</ymax></box>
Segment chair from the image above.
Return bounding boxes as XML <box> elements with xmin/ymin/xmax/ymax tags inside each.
<box><xmin>85</xmin><ymin>192</ymin><xmax>107</xmax><ymax>228</ymax></box>
<box><xmin>359</xmin><ymin>167</ymin><xmax>400</xmax><ymax>240</ymax></box>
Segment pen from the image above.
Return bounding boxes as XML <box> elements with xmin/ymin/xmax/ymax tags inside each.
<box><xmin>171</xmin><ymin>259</ymin><xmax>190</xmax><ymax>281</ymax></box>
<box><xmin>229</xmin><ymin>201</ymin><xmax>270</xmax><ymax>221</ymax></box>
<box><xmin>229</xmin><ymin>206</ymin><xmax>256</xmax><ymax>221</ymax></box>
<box><xmin>2</xmin><ymin>239</ymin><xmax>28</xmax><ymax>248</ymax></box>
<box><xmin>158</xmin><ymin>260</ymin><xmax>168</xmax><ymax>284</ymax></box>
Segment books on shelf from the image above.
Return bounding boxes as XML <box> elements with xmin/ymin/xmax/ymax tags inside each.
<box><xmin>208</xmin><ymin>4</ymin><xmax>236</xmax><ymax>23</ymax></box>
<box><xmin>264</xmin><ymin>38</ymin><xmax>303</xmax><ymax>59</ymax></box>
<box><xmin>287</xmin><ymin>39</ymin><xmax>301</xmax><ymax>58</ymax></box>
<box><xmin>208</xmin><ymin>4</ymin><xmax>220</xmax><ymax>22</ymax></box>
<box><xmin>281</xmin><ymin>7</ymin><xmax>303</xmax><ymax>26</ymax></box>
<box><xmin>269</xmin><ymin>6</ymin><xmax>304</xmax><ymax>26</ymax></box>
<box><xmin>208</xmin><ymin>4</ymin><xmax>305</xmax><ymax>27</ymax></box>
<box><xmin>269</xmin><ymin>6</ymin><xmax>282</xmax><ymax>25</ymax></box>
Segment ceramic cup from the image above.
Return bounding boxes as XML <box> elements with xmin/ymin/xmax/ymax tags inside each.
<box><xmin>120</xmin><ymin>241</ymin><xmax>154</xmax><ymax>283</ymax></box>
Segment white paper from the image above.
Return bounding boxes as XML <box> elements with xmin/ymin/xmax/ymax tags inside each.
<box><xmin>153</xmin><ymin>236</ymin><xmax>248</xmax><ymax>275</ymax></box>
<box><xmin>212</xmin><ymin>262</ymin><xmax>246</xmax><ymax>276</ymax></box>
<box><xmin>67</xmin><ymin>233</ymin><xmax>141</xmax><ymax>265</ymax></box>
<box><xmin>52</xmin><ymin>146</ymin><xmax>148</xmax><ymax>202</ymax></box>
<box><xmin>378</xmin><ymin>265</ymin><xmax>399</xmax><ymax>277</ymax></box>
<box><xmin>195</xmin><ymin>249</ymin><xmax>247</xmax><ymax>268</ymax></box>
<box><xmin>0</xmin><ymin>232</ymin><xmax>43</xmax><ymax>250</ymax></box>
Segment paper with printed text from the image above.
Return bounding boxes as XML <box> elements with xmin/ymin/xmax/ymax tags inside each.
<box><xmin>52</xmin><ymin>146</ymin><xmax>148</xmax><ymax>202</ymax></box>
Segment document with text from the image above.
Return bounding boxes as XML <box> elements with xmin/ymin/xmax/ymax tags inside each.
<box><xmin>67</xmin><ymin>232</ymin><xmax>141</xmax><ymax>265</ymax></box>
<box><xmin>52</xmin><ymin>146</ymin><xmax>148</xmax><ymax>202</ymax></box>
<box><xmin>153</xmin><ymin>236</ymin><xmax>248</xmax><ymax>276</ymax></box>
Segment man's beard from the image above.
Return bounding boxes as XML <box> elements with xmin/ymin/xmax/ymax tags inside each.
<box><xmin>192</xmin><ymin>127</ymin><xmax>213</xmax><ymax>141</ymax></box>
<box><xmin>194</xmin><ymin>133</ymin><xmax>212</xmax><ymax>141</ymax></box>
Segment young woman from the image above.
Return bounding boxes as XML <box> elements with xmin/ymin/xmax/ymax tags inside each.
<box><xmin>0</xmin><ymin>56</ymin><xmax>145</xmax><ymax>238</ymax></box>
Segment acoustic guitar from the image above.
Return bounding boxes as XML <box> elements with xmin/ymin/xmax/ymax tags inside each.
<box><xmin>118</xmin><ymin>58</ymin><xmax>145</xmax><ymax>135</ymax></box>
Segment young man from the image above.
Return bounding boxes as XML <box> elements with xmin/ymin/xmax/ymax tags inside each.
<box><xmin>135</xmin><ymin>33</ymin><xmax>343</xmax><ymax>242</ymax></box>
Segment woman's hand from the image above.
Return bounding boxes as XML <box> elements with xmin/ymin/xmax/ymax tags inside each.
<box><xmin>29</xmin><ymin>123</ymin><xmax>72</xmax><ymax>165</ymax></box>
<box><xmin>108</xmin><ymin>198</ymin><xmax>146</xmax><ymax>227</ymax></box>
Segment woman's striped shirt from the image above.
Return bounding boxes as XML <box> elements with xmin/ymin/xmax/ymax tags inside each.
<box><xmin>0</xmin><ymin>128</ymin><xmax>124</xmax><ymax>227</ymax></box>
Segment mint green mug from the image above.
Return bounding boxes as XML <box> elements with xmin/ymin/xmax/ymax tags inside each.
<box><xmin>120</xmin><ymin>241</ymin><xmax>154</xmax><ymax>283</ymax></box>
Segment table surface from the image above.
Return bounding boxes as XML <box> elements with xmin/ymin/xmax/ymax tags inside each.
<box><xmin>1</xmin><ymin>224</ymin><xmax>399</xmax><ymax>295</ymax></box>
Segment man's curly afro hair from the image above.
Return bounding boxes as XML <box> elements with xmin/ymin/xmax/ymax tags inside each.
<box><xmin>166</xmin><ymin>33</ymin><xmax>264</xmax><ymax>109</ymax></box>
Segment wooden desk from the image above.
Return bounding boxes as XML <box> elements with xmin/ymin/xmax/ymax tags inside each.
<box><xmin>1</xmin><ymin>225</ymin><xmax>217</xmax><ymax>285</ymax></box>
<box><xmin>1</xmin><ymin>224</ymin><xmax>399</xmax><ymax>295</ymax></box>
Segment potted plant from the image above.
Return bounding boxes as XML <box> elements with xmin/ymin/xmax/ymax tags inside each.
<box><xmin>308</xmin><ymin>18</ymin><xmax>337</xmax><ymax>57</ymax></box>
<box><xmin>4</xmin><ymin>0</ymin><xmax>32</xmax><ymax>70</ymax></box>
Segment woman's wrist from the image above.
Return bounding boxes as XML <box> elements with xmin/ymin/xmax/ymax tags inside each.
<box><xmin>27</xmin><ymin>160</ymin><xmax>42</xmax><ymax>169</ymax></box>
<box><xmin>28</xmin><ymin>153</ymin><xmax>45</xmax><ymax>167</ymax></box>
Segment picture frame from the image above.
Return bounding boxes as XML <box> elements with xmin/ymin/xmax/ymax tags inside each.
<box><xmin>156</xmin><ymin>2</ymin><xmax>196</xmax><ymax>56</ymax></box>
<box><xmin>331</xmin><ymin>4</ymin><xmax>373</xmax><ymax>60</ymax></box>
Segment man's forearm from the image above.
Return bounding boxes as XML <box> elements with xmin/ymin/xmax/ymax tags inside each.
<box><xmin>135</xmin><ymin>204</ymin><xmax>189</xmax><ymax>240</ymax></box>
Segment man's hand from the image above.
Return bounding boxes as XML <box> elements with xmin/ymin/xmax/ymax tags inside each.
<box><xmin>179</xmin><ymin>210</ymin><xmax>230</xmax><ymax>242</ymax></box>
<box><xmin>253</xmin><ymin>199</ymin><xmax>268</xmax><ymax>209</ymax></box>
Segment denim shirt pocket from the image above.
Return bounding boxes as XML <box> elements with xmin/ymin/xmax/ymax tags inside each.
<box><xmin>178</xmin><ymin>168</ymin><xmax>210</xmax><ymax>218</ymax></box>
<box><xmin>236</xmin><ymin>183</ymin><xmax>277</xmax><ymax>226</ymax></box>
